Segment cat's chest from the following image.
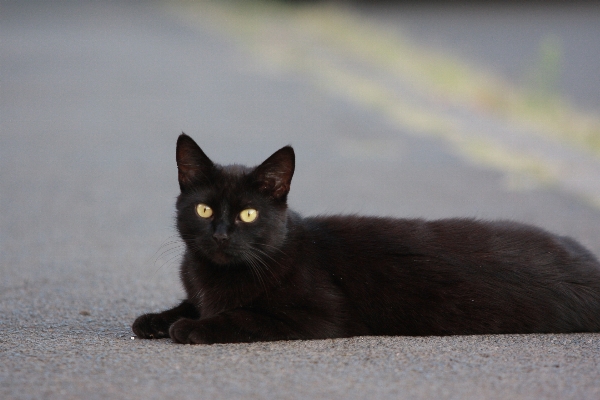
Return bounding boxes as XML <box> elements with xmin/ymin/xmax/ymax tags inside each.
<box><xmin>189</xmin><ymin>267</ymin><xmax>268</xmax><ymax>318</ymax></box>
<box><xmin>196</xmin><ymin>284</ymin><xmax>268</xmax><ymax>319</ymax></box>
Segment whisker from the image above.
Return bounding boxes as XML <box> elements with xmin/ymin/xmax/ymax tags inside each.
<box><xmin>247</xmin><ymin>241</ymin><xmax>289</xmax><ymax>257</ymax></box>
<box><xmin>241</xmin><ymin>253</ymin><xmax>268</xmax><ymax>294</ymax></box>
<box><xmin>154</xmin><ymin>245</ymin><xmax>186</xmax><ymax>262</ymax></box>
<box><xmin>243</xmin><ymin>248</ymin><xmax>280</xmax><ymax>286</ymax></box>
<box><xmin>248</xmin><ymin>246</ymin><xmax>284</xmax><ymax>272</ymax></box>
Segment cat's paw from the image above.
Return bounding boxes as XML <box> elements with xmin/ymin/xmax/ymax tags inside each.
<box><xmin>132</xmin><ymin>313</ymin><xmax>172</xmax><ymax>339</ymax></box>
<box><xmin>169</xmin><ymin>318</ymin><xmax>211</xmax><ymax>344</ymax></box>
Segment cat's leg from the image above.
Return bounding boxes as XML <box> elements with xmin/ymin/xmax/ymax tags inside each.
<box><xmin>169</xmin><ymin>309</ymin><xmax>303</xmax><ymax>344</ymax></box>
<box><xmin>132</xmin><ymin>300</ymin><xmax>200</xmax><ymax>339</ymax></box>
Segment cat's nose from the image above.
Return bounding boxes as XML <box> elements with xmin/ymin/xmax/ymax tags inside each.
<box><xmin>213</xmin><ymin>222</ymin><xmax>230</xmax><ymax>245</ymax></box>
<box><xmin>213</xmin><ymin>232</ymin><xmax>229</xmax><ymax>244</ymax></box>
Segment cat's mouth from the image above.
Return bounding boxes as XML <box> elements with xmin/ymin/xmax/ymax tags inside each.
<box><xmin>193</xmin><ymin>239</ymin><xmax>243</xmax><ymax>265</ymax></box>
<box><xmin>210</xmin><ymin>251</ymin><xmax>232</xmax><ymax>265</ymax></box>
<box><xmin>208</xmin><ymin>244</ymin><xmax>240</xmax><ymax>265</ymax></box>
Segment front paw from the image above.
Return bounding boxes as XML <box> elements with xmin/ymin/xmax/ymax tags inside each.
<box><xmin>132</xmin><ymin>313</ymin><xmax>172</xmax><ymax>339</ymax></box>
<box><xmin>169</xmin><ymin>318</ymin><xmax>211</xmax><ymax>344</ymax></box>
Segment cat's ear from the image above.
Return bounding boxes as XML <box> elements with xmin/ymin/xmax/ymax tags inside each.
<box><xmin>176</xmin><ymin>133</ymin><xmax>214</xmax><ymax>191</ymax></box>
<box><xmin>253</xmin><ymin>146</ymin><xmax>295</xmax><ymax>200</ymax></box>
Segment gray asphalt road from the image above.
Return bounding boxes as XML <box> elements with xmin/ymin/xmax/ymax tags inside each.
<box><xmin>360</xmin><ymin>1</ymin><xmax>600</xmax><ymax>113</ymax></box>
<box><xmin>2</xmin><ymin>1</ymin><xmax>600</xmax><ymax>399</ymax></box>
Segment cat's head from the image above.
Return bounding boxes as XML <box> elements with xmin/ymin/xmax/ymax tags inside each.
<box><xmin>175</xmin><ymin>133</ymin><xmax>294</xmax><ymax>265</ymax></box>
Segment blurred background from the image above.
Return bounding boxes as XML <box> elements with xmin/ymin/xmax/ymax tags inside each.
<box><xmin>4</xmin><ymin>0</ymin><xmax>600</xmax><ymax>297</ymax></box>
<box><xmin>3</xmin><ymin>0</ymin><xmax>600</xmax><ymax>261</ymax></box>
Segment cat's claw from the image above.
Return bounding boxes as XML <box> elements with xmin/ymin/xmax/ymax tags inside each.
<box><xmin>169</xmin><ymin>318</ymin><xmax>210</xmax><ymax>344</ymax></box>
<box><xmin>131</xmin><ymin>313</ymin><xmax>171</xmax><ymax>339</ymax></box>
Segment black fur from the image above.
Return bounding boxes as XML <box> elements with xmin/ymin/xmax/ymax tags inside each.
<box><xmin>132</xmin><ymin>133</ymin><xmax>600</xmax><ymax>344</ymax></box>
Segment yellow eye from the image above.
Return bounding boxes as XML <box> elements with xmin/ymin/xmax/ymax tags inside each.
<box><xmin>239</xmin><ymin>209</ymin><xmax>258</xmax><ymax>223</ymax></box>
<box><xmin>196</xmin><ymin>204</ymin><xmax>213</xmax><ymax>219</ymax></box>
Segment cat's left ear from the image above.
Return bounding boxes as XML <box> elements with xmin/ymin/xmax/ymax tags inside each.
<box><xmin>253</xmin><ymin>146</ymin><xmax>295</xmax><ymax>200</ymax></box>
<box><xmin>176</xmin><ymin>133</ymin><xmax>214</xmax><ymax>192</ymax></box>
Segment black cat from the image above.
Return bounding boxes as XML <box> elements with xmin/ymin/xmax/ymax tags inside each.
<box><xmin>132</xmin><ymin>133</ymin><xmax>600</xmax><ymax>344</ymax></box>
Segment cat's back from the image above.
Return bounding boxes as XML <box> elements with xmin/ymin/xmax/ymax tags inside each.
<box><xmin>302</xmin><ymin>215</ymin><xmax>586</xmax><ymax>262</ymax></box>
<box><xmin>294</xmin><ymin>214</ymin><xmax>600</xmax><ymax>334</ymax></box>
<box><xmin>304</xmin><ymin>215</ymin><xmax>600</xmax><ymax>278</ymax></box>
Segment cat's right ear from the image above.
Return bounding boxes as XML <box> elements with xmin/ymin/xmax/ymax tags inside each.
<box><xmin>176</xmin><ymin>133</ymin><xmax>214</xmax><ymax>192</ymax></box>
<box><xmin>253</xmin><ymin>146</ymin><xmax>295</xmax><ymax>201</ymax></box>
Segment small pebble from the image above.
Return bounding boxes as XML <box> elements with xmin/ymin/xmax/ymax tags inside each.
<box><xmin>131</xmin><ymin>336</ymin><xmax>135</xmax><ymax>340</ymax></box>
